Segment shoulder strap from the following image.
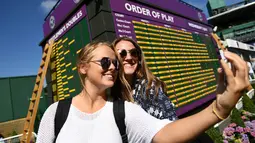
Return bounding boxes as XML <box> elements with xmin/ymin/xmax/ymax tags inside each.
<box><xmin>54</xmin><ymin>97</ymin><xmax>72</xmax><ymax>141</ymax></box>
<box><xmin>113</xmin><ymin>100</ymin><xmax>128</xmax><ymax>143</ymax></box>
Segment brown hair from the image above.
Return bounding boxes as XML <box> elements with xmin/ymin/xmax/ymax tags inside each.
<box><xmin>113</xmin><ymin>37</ymin><xmax>167</xmax><ymax>97</ymax></box>
<box><xmin>76</xmin><ymin>40</ymin><xmax>132</xmax><ymax>101</ymax></box>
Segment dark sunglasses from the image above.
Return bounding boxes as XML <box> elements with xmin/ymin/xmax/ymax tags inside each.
<box><xmin>118</xmin><ymin>49</ymin><xmax>139</xmax><ymax>58</ymax></box>
<box><xmin>91</xmin><ymin>57</ymin><xmax>119</xmax><ymax>71</ymax></box>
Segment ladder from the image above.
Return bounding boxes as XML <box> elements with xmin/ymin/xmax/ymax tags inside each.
<box><xmin>211</xmin><ymin>32</ymin><xmax>226</xmax><ymax>51</ymax></box>
<box><xmin>21</xmin><ymin>40</ymin><xmax>54</xmax><ymax>143</ymax></box>
<box><xmin>211</xmin><ymin>32</ymin><xmax>253</xmax><ymax>91</ymax></box>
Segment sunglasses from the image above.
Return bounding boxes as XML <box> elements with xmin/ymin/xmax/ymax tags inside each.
<box><xmin>90</xmin><ymin>57</ymin><xmax>119</xmax><ymax>71</ymax></box>
<box><xmin>118</xmin><ymin>49</ymin><xmax>139</xmax><ymax>58</ymax></box>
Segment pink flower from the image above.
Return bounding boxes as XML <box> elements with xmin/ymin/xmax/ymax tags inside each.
<box><xmin>244</xmin><ymin>127</ymin><xmax>251</xmax><ymax>133</ymax></box>
<box><xmin>242</xmin><ymin>116</ymin><xmax>247</xmax><ymax>120</ymax></box>
<box><xmin>229</xmin><ymin>123</ymin><xmax>237</xmax><ymax>127</ymax></box>
<box><xmin>235</xmin><ymin>126</ymin><xmax>244</xmax><ymax>133</ymax></box>
<box><xmin>251</xmin><ymin>131</ymin><xmax>255</xmax><ymax>137</ymax></box>
<box><xmin>226</xmin><ymin>131</ymin><xmax>234</xmax><ymax>136</ymax></box>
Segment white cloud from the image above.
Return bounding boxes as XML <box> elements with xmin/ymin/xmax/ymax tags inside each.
<box><xmin>40</xmin><ymin>0</ymin><xmax>58</xmax><ymax>14</ymax></box>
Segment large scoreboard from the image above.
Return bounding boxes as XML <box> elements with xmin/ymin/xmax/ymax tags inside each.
<box><xmin>111</xmin><ymin>0</ymin><xmax>220</xmax><ymax>115</ymax></box>
<box><xmin>42</xmin><ymin>0</ymin><xmax>220</xmax><ymax>116</ymax></box>
<box><xmin>47</xmin><ymin>5</ymin><xmax>91</xmax><ymax>101</ymax></box>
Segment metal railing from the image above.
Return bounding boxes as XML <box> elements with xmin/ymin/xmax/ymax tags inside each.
<box><xmin>234</xmin><ymin>31</ymin><xmax>255</xmax><ymax>42</ymax></box>
<box><xmin>224</xmin><ymin>31</ymin><xmax>255</xmax><ymax>42</ymax></box>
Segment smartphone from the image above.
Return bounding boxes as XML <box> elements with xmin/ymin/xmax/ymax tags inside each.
<box><xmin>219</xmin><ymin>49</ymin><xmax>231</xmax><ymax>86</ymax></box>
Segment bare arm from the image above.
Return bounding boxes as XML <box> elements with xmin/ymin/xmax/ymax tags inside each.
<box><xmin>153</xmin><ymin>51</ymin><xmax>249</xmax><ymax>143</ymax></box>
<box><xmin>153</xmin><ymin>103</ymin><xmax>219</xmax><ymax>143</ymax></box>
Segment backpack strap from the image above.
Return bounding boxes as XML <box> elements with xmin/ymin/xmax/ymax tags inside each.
<box><xmin>54</xmin><ymin>97</ymin><xmax>73</xmax><ymax>141</ymax></box>
<box><xmin>113</xmin><ymin>100</ymin><xmax>128</xmax><ymax>143</ymax></box>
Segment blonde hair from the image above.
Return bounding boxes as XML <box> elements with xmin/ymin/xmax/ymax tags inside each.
<box><xmin>113</xmin><ymin>37</ymin><xmax>167</xmax><ymax>97</ymax></box>
<box><xmin>76</xmin><ymin>40</ymin><xmax>132</xmax><ymax>101</ymax></box>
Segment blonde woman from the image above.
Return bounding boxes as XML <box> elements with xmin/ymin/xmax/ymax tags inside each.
<box><xmin>37</xmin><ymin>40</ymin><xmax>249</xmax><ymax>143</ymax></box>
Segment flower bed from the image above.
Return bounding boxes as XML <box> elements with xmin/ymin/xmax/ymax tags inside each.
<box><xmin>206</xmin><ymin>94</ymin><xmax>255</xmax><ymax>143</ymax></box>
<box><xmin>222</xmin><ymin>111</ymin><xmax>255</xmax><ymax>143</ymax></box>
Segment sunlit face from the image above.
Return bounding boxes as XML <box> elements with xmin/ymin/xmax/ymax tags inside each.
<box><xmin>115</xmin><ymin>40</ymin><xmax>139</xmax><ymax>77</ymax></box>
<box><xmin>80</xmin><ymin>45</ymin><xmax>118</xmax><ymax>90</ymax></box>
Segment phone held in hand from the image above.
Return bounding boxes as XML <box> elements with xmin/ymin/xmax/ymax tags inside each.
<box><xmin>219</xmin><ymin>49</ymin><xmax>232</xmax><ymax>86</ymax></box>
<box><xmin>219</xmin><ymin>49</ymin><xmax>231</xmax><ymax>69</ymax></box>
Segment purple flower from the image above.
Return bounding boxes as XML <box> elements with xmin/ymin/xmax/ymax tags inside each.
<box><xmin>241</xmin><ymin>134</ymin><xmax>250</xmax><ymax>143</ymax></box>
<box><xmin>250</xmin><ymin>121</ymin><xmax>255</xmax><ymax>129</ymax></box>
<box><xmin>223</xmin><ymin>127</ymin><xmax>235</xmax><ymax>136</ymax></box>
<box><xmin>222</xmin><ymin>117</ymin><xmax>255</xmax><ymax>142</ymax></box>
<box><xmin>245</xmin><ymin>121</ymin><xmax>253</xmax><ymax>128</ymax></box>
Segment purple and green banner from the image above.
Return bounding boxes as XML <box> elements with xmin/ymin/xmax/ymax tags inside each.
<box><xmin>112</xmin><ymin>12</ymin><xmax>211</xmax><ymax>45</ymax></box>
<box><xmin>110</xmin><ymin>0</ymin><xmax>212</xmax><ymax>33</ymax></box>
<box><xmin>49</xmin><ymin>5</ymin><xmax>87</xmax><ymax>42</ymax></box>
<box><xmin>137</xmin><ymin>0</ymin><xmax>207</xmax><ymax>23</ymax></box>
<box><xmin>43</xmin><ymin>0</ymin><xmax>85</xmax><ymax>37</ymax></box>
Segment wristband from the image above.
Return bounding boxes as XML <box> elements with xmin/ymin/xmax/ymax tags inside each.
<box><xmin>212</xmin><ymin>101</ymin><xmax>227</xmax><ymax>120</ymax></box>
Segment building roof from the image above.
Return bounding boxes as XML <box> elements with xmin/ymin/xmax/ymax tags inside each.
<box><xmin>0</xmin><ymin>75</ymin><xmax>37</xmax><ymax>80</ymax></box>
<box><xmin>207</xmin><ymin>1</ymin><xmax>255</xmax><ymax>26</ymax></box>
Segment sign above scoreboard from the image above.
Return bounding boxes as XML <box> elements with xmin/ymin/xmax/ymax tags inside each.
<box><xmin>43</xmin><ymin>0</ymin><xmax>85</xmax><ymax>38</ymax></box>
<box><xmin>134</xmin><ymin>0</ymin><xmax>207</xmax><ymax>23</ymax></box>
<box><xmin>110</xmin><ymin>0</ymin><xmax>212</xmax><ymax>34</ymax></box>
<box><xmin>49</xmin><ymin>5</ymin><xmax>87</xmax><ymax>42</ymax></box>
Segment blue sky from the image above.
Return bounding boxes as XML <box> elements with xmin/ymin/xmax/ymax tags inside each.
<box><xmin>0</xmin><ymin>0</ymin><xmax>243</xmax><ymax>78</ymax></box>
<box><xmin>0</xmin><ymin>0</ymin><xmax>58</xmax><ymax>78</ymax></box>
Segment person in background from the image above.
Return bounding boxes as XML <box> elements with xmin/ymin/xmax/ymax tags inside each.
<box><xmin>113</xmin><ymin>37</ymin><xmax>178</xmax><ymax>121</ymax></box>
<box><xmin>0</xmin><ymin>134</ymin><xmax>5</xmax><ymax>143</ymax></box>
<box><xmin>37</xmin><ymin>40</ymin><xmax>249</xmax><ymax>143</ymax></box>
